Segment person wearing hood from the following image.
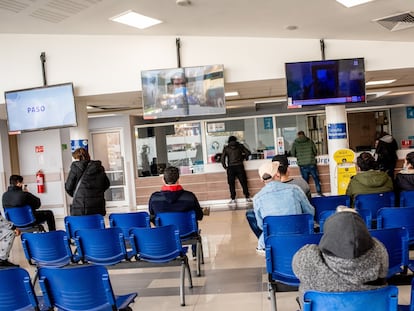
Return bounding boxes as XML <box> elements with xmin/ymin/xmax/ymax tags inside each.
<box><xmin>375</xmin><ymin>132</ymin><xmax>398</xmax><ymax>179</ymax></box>
<box><xmin>291</xmin><ymin>131</ymin><xmax>323</xmax><ymax>196</ymax></box>
<box><xmin>292</xmin><ymin>207</ymin><xmax>389</xmax><ymax>309</ymax></box>
<box><xmin>221</xmin><ymin>136</ymin><xmax>252</xmax><ymax>205</ymax></box>
<box><xmin>148</xmin><ymin>166</ymin><xmax>203</xmax><ymax>224</ymax></box>
<box><xmin>65</xmin><ymin>147</ymin><xmax>110</xmax><ymax>216</ymax></box>
<box><xmin>346</xmin><ymin>152</ymin><xmax>393</xmax><ymax>205</ymax></box>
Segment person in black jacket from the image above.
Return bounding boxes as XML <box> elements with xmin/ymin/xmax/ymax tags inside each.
<box><xmin>2</xmin><ymin>175</ymin><xmax>56</xmax><ymax>231</ymax></box>
<box><xmin>375</xmin><ymin>132</ymin><xmax>398</xmax><ymax>179</ymax></box>
<box><xmin>220</xmin><ymin>136</ymin><xmax>251</xmax><ymax>204</ymax></box>
<box><xmin>394</xmin><ymin>151</ymin><xmax>414</xmax><ymax>205</ymax></box>
<box><xmin>65</xmin><ymin>147</ymin><xmax>110</xmax><ymax>216</ymax></box>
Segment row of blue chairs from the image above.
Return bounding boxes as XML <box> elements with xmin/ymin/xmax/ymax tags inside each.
<box><xmin>311</xmin><ymin>190</ymin><xmax>414</xmax><ymax>224</ymax></box>
<box><xmin>21</xmin><ymin>224</ymin><xmax>193</xmax><ymax>306</ymax></box>
<box><xmin>0</xmin><ymin>265</ymin><xmax>137</xmax><ymax>311</ymax></box>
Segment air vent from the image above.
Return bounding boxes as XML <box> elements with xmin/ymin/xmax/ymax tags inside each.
<box><xmin>373</xmin><ymin>11</ymin><xmax>414</xmax><ymax>32</ymax></box>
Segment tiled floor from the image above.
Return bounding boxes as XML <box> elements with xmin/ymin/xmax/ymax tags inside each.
<box><xmin>8</xmin><ymin>206</ymin><xmax>414</xmax><ymax>311</ymax></box>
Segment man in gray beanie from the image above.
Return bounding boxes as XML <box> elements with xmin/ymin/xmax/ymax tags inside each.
<box><xmin>292</xmin><ymin>207</ymin><xmax>388</xmax><ymax>308</ymax></box>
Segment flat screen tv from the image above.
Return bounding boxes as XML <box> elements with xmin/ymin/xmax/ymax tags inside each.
<box><xmin>141</xmin><ymin>64</ymin><xmax>226</xmax><ymax>119</ymax></box>
<box><xmin>5</xmin><ymin>82</ymin><xmax>77</xmax><ymax>133</ymax></box>
<box><xmin>285</xmin><ymin>58</ymin><xmax>366</xmax><ymax>108</ymax></box>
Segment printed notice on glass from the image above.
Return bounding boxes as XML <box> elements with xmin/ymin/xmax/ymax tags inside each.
<box><xmin>328</xmin><ymin>123</ymin><xmax>347</xmax><ymax>140</ymax></box>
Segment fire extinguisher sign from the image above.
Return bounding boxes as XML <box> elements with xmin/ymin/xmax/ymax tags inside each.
<box><xmin>35</xmin><ymin>146</ymin><xmax>44</xmax><ymax>153</ymax></box>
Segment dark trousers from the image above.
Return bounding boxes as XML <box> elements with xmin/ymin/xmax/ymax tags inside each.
<box><xmin>227</xmin><ymin>164</ymin><xmax>250</xmax><ymax>200</ymax></box>
<box><xmin>245</xmin><ymin>209</ymin><xmax>261</xmax><ymax>239</ymax></box>
<box><xmin>299</xmin><ymin>164</ymin><xmax>322</xmax><ymax>194</ymax></box>
<box><xmin>34</xmin><ymin>210</ymin><xmax>56</xmax><ymax>231</ymax></box>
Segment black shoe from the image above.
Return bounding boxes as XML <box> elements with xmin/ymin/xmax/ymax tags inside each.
<box><xmin>0</xmin><ymin>259</ymin><xmax>19</xmax><ymax>267</ymax></box>
<box><xmin>317</xmin><ymin>192</ymin><xmax>325</xmax><ymax>197</ymax></box>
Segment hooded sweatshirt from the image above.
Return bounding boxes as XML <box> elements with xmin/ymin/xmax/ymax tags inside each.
<box><xmin>293</xmin><ymin>211</ymin><xmax>388</xmax><ymax>307</ymax></box>
<box><xmin>148</xmin><ymin>184</ymin><xmax>204</xmax><ymax>223</ymax></box>
<box><xmin>346</xmin><ymin>170</ymin><xmax>393</xmax><ymax>203</ymax></box>
<box><xmin>291</xmin><ymin>135</ymin><xmax>317</xmax><ymax>166</ymax></box>
<box><xmin>221</xmin><ymin>140</ymin><xmax>251</xmax><ymax>168</ymax></box>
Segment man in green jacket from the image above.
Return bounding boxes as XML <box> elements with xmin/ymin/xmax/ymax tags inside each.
<box><xmin>291</xmin><ymin>131</ymin><xmax>323</xmax><ymax>196</ymax></box>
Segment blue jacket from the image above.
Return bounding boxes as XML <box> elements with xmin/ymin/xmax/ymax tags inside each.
<box><xmin>253</xmin><ymin>181</ymin><xmax>315</xmax><ymax>249</ymax></box>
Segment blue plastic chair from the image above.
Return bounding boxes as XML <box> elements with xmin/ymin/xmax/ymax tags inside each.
<box><xmin>354</xmin><ymin>192</ymin><xmax>395</xmax><ymax>222</ymax></box>
<box><xmin>400</xmin><ymin>191</ymin><xmax>414</xmax><ymax>207</ymax></box>
<box><xmin>109</xmin><ymin>211</ymin><xmax>151</xmax><ymax>237</ymax></box>
<box><xmin>74</xmin><ymin>227</ymin><xmax>135</xmax><ymax>265</ymax></box>
<box><xmin>377</xmin><ymin>207</ymin><xmax>414</xmax><ymax>246</ymax></box>
<box><xmin>303</xmin><ymin>286</ymin><xmax>399</xmax><ymax>311</ymax></box>
<box><xmin>3</xmin><ymin>205</ymin><xmax>46</xmax><ymax>232</ymax></box>
<box><xmin>38</xmin><ymin>265</ymin><xmax>137</xmax><ymax>311</ymax></box>
<box><xmin>0</xmin><ymin>267</ymin><xmax>47</xmax><ymax>311</ymax></box>
<box><xmin>64</xmin><ymin>214</ymin><xmax>105</xmax><ymax>241</ymax></box>
<box><xmin>21</xmin><ymin>230</ymin><xmax>75</xmax><ymax>267</ymax></box>
<box><xmin>311</xmin><ymin>195</ymin><xmax>351</xmax><ymax>223</ymax></box>
<box><xmin>129</xmin><ymin>225</ymin><xmax>193</xmax><ymax>306</ymax></box>
<box><xmin>319</xmin><ymin>209</ymin><xmax>372</xmax><ymax>232</ymax></box>
<box><xmin>370</xmin><ymin>227</ymin><xmax>409</xmax><ymax>278</ymax></box>
<box><xmin>155</xmin><ymin>210</ymin><xmax>204</xmax><ymax>276</ymax></box>
<box><xmin>263</xmin><ymin>214</ymin><xmax>314</xmax><ymax>240</ymax></box>
<box><xmin>265</xmin><ymin>233</ymin><xmax>323</xmax><ymax>311</ymax></box>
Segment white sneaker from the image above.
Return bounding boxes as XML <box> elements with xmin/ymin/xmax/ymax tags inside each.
<box><xmin>256</xmin><ymin>248</ymin><xmax>265</xmax><ymax>256</ymax></box>
<box><xmin>228</xmin><ymin>199</ymin><xmax>236</xmax><ymax>205</ymax></box>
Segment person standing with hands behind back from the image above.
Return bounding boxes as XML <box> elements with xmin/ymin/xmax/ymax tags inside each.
<box><xmin>291</xmin><ymin>131</ymin><xmax>323</xmax><ymax>196</ymax></box>
<box><xmin>65</xmin><ymin>147</ymin><xmax>110</xmax><ymax>216</ymax></box>
<box><xmin>221</xmin><ymin>136</ymin><xmax>251</xmax><ymax>205</ymax></box>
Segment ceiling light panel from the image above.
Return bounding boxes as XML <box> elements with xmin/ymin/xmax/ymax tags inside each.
<box><xmin>336</xmin><ymin>0</ymin><xmax>374</xmax><ymax>8</ymax></box>
<box><xmin>366</xmin><ymin>79</ymin><xmax>396</xmax><ymax>86</ymax></box>
<box><xmin>110</xmin><ymin>10</ymin><xmax>162</xmax><ymax>30</ymax></box>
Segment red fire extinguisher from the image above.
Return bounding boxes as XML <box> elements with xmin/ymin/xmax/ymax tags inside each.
<box><xmin>36</xmin><ymin>170</ymin><xmax>45</xmax><ymax>193</ymax></box>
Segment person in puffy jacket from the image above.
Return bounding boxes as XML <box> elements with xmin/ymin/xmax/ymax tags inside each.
<box><xmin>346</xmin><ymin>152</ymin><xmax>393</xmax><ymax>205</ymax></box>
<box><xmin>375</xmin><ymin>132</ymin><xmax>398</xmax><ymax>179</ymax></box>
<box><xmin>220</xmin><ymin>136</ymin><xmax>251</xmax><ymax>204</ymax></box>
<box><xmin>65</xmin><ymin>147</ymin><xmax>110</xmax><ymax>216</ymax></box>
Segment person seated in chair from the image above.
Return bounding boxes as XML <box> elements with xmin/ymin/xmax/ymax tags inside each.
<box><xmin>346</xmin><ymin>152</ymin><xmax>393</xmax><ymax>206</ymax></box>
<box><xmin>292</xmin><ymin>207</ymin><xmax>388</xmax><ymax>309</ymax></box>
<box><xmin>0</xmin><ymin>214</ymin><xmax>21</xmax><ymax>266</ymax></box>
<box><xmin>2</xmin><ymin>175</ymin><xmax>56</xmax><ymax>231</ymax></box>
<box><xmin>148</xmin><ymin>166</ymin><xmax>204</xmax><ymax>257</ymax></box>
<box><xmin>395</xmin><ymin>151</ymin><xmax>414</xmax><ymax>205</ymax></box>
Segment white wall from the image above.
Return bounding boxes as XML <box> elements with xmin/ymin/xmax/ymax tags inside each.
<box><xmin>1</xmin><ymin>35</ymin><xmax>414</xmax><ymax>100</ymax></box>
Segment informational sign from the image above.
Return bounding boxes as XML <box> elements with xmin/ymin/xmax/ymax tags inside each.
<box><xmin>207</xmin><ymin>122</ymin><xmax>225</xmax><ymax>133</ymax></box>
<box><xmin>407</xmin><ymin>107</ymin><xmax>414</xmax><ymax>119</ymax></box>
<box><xmin>35</xmin><ymin>145</ymin><xmax>44</xmax><ymax>153</ymax></box>
<box><xmin>334</xmin><ymin>148</ymin><xmax>357</xmax><ymax>195</ymax></box>
<box><xmin>264</xmin><ymin>117</ymin><xmax>273</xmax><ymax>129</ymax></box>
<box><xmin>276</xmin><ymin>137</ymin><xmax>285</xmax><ymax>154</ymax></box>
<box><xmin>328</xmin><ymin>123</ymin><xmax>347</xmax><ymax>140</ymax></box>
<box><xmin>71</xmin><ymin>139</ymin><xmax>88</xmax><ymax>152</ymax></box>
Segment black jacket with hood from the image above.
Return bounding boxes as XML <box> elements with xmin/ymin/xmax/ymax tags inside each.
<box><xmin>221</xmin><ymin>141</ymin><xmax>251</xmax><ymax>169</ymax></box>
<box><xmin>65</xmin><ymin>159</ymin><xmax>110</xmax><ymax>216</ymax></box>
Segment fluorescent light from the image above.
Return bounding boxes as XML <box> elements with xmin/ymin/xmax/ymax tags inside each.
<box><xmin>88</xmin><ymin>114</ymin><xmax>117</xmax><ymax>119</ymax></box>
<box><xmin>110</xmin><ymin>10</ymin><xmax>162</xmax><ymax>30</ymax></box>
<box><xmin>336</xmin><ymin>0</ymin><xmax>374</xmax><ymax>8</ymax></box>
<box><xmin>366</xmin><ymin>79</ymin><xmax>396</xmax><ymax>86</ymax></box>
<box><xmin>225</xmin><ymin>91</ymin><xmax>239</xmax><ymax>97</ymax></box>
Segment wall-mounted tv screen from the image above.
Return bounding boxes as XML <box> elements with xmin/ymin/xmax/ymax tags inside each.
<box><xmin>5</xmin><ymin>82</ymin><xmax>77</xmax><ymax>133</ymax></box>
<box><xmin>285</xmin><ymin>58</ymin><xmax>366</xmax><ymax>108</ymax></box>
<box><xmin>141</xmin><ymin>64</ymin><xmax>226</xmax><ymax>119</ymax></box>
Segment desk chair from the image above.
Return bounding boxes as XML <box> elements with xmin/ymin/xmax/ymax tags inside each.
<box><xmin>303</xmin><ymin>286</ymin><xmax>398</xmax><ymax>311</ymax></box>
<box><xmin>265</xmin><ymin>233</ymin><xmax>323</xmax><ymax>311</ymax></box>
<box><xmin>38</xmin><ymin>265</ymin><xmax>137</xmax><ymax>311</ymax></box>
<box><xmin>4</xmin><ymin>205</ymin><xmax>45</xmax><ymax>232</ymax></box>
<box><xmin>129</xmin><ymin>225</ymin><xmax>193</xmax><ymax>306</ymax></box>
<box><xmin>155</xmin><ymin>210</ymin><xmax>204</xmax><ymax>276</ymax></box>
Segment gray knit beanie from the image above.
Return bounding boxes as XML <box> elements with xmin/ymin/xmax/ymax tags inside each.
<box><xmin>319</xmin><ymin>211</ymin><xmax>374</xmax><ymax>259</ymax></box>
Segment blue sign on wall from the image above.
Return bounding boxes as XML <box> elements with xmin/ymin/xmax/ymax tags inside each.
<box><xmin>70</xmin><ymin>139</ymin><xmax>88</xmax><ymax>152</ymax></box>
<box><xmin>328</xmin><ymin>123</ymin><xmax>347</xmax><ymax>139</ymax></box>
<box><xmin>407</xmin><ymin>107</ymin><xmax>414</xmax><ymax>119</ymax></box>
<box><xmin>264</xmin><ymin>117</ymin><xmax>273</xmax><ymax>129</ymax></box>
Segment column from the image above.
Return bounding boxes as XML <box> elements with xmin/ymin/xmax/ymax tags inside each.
<box><xmin>70</xmin><ymin>101</ymin><xmax>89</xmax><ymax>152</ymax></box>
<box><xmin>325</xmin><ymin>105</ymin><xmax>349</xmax><ymax>195</ymax></box>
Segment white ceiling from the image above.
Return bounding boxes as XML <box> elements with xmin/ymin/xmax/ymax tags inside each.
<box><xmin>1</xmin><ymin>0</ymin><xmax>414</xmax><ymax>116</ymax></box>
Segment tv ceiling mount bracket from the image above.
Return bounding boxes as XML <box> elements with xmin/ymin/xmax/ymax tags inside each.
<box><xmin>40</xmin><ymin>52</ymin><xmax>47</xmax><ymax>86</ymax></box>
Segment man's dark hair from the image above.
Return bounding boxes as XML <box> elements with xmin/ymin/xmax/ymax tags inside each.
<box><xmin>406</xmin><ymin>152</ymin><xmax>414</xmax><ymax>167</ymax></box>
<box><xmin>228</xmin><ymin>136</ymin><xmax>237</xmax><ymax>143</ymax></box>
<box><xmin>297</xmin><ymin>130</ymin><xmax>305</xmax><ymax>136</ymax></box>
<box><xmin>163</xmin><ymin>166</ymin><xmax>180</xmax><ymax>184</ymax></box>
<box><xmin>272</xmin><ymin>154</ymin><xmax>289</xmax><ymax>174</ymax></box>
<box><xmin>10</xmin><ymin>174</ymin><xmax>23</xmax><ymax>186</ymax></box>
<box><xmin>357</xmin><ymin>152</ymin><xmax>378</xmax><ymax>171</ymax></box>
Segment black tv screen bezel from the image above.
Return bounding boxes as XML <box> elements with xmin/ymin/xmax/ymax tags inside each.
<box><xmin>285</xmin><ymin>57</ymin><xmax>366</xmax><ymax>108</ymax></box>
